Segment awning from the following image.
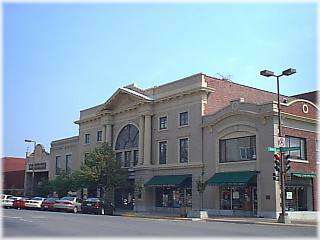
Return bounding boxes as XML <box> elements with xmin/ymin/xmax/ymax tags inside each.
<box><xmin>292</xmin><ymin>172</ymin><xmax>316</xmax><ymax>178</ymax></box>
<box><xmin>145</xmin><ymin>174</ymin><xmax>192</xmax><ymax>188</ymax></box>
<box><xmin>207</xmin><ymin>171</ymin><xmax>257</xmax><ymax>186</ymax></box>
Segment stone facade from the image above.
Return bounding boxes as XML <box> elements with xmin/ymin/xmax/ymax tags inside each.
<box><xmin>45</xmin><ymin>73</ymin><xmax>318</xmax><ymax>218</ymax></box>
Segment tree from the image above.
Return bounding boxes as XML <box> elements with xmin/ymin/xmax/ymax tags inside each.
<box><xmin>76</xmin><ymin>143</ymin><xmax>128</xmax><ymax>202</ymax></box>
<box><xmin>196</xmin><ymin>167</ymin><xmax>207</xmax><ymax>211</ymax></box>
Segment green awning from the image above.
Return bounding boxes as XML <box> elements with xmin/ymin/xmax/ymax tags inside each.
<box><xmin>207</xmin><ymin>171</ymin><xmax>257</xmax><ymax>186</ymax></box>
<box><xmin>292</xmin><ymin>172</ymin><xmax>316</xmax><ymax>178</ymax></box>
<box><xmin>145</xmin><ymin>174</ymin><xmax>192</xmax><ymax>187</ymax></box>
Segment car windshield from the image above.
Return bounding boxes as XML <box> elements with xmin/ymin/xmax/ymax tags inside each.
<box><xmin>61</xmin><ymin>197</ymin><xmax>75</xmax><ymax>201</ymax></box>
<box><xmin>32</xmin><ymin>197</ymin><xmax>44</xmax><ymax>200</ymax></box>
<box><xmin>45</xmin><ymin>198</ymin><xmax>58</xmax><ymax>202</ymax></box>
<box><xmin>86</xmin><ymin>198</ymin><xmax>100</xmax><ymax>202</ymax></box>
<box><xmin>9</xmin><ymin>197</ymin><xmax>19</xmax><ymax>200</ymax></box>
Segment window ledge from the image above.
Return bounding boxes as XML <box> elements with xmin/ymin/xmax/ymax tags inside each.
<box><xmin>219</xmin><ymin>160</ymin><xmax>256</xmax><ymax>165</ymax></box>
<box><xmin>289</xmin><ymin>159</ymin><xmax>308</xmax><ymax>163</ymax></box>
<box><xmin>158</xmin><ymin>128</ymin><xmax>168</xmax><ymax>132</ymax></box>
<box><xmin>178</xmin><ymin>124</ymin><xmax>189</xmax><ymax>128</ymax></box>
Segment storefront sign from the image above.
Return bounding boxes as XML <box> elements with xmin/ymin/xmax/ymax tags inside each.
<box><xmin>286</xmin><ymin>192</ymin><xmax>293</xmax><ymax>200</ymax></box>
<box><xmin>232</xmin><ymin>191</ymin><xmax>239</xmax><ymax>199</ymax></box>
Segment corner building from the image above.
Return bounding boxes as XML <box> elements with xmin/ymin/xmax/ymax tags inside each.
<box><xmin>48</xmin><ymin>73</ymin><xmax>318</xmax><ymax>219</ymax></box>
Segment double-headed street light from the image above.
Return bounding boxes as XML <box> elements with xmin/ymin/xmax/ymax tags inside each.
<box><xmin>260</xmin><ymin>68</ymin><xmax>296</xmax><ymax>224</ymax></box>
<box><xmin>25</xmin><ymin>139</ymin><xmax>36</xmax><ymax>196</ymax></box>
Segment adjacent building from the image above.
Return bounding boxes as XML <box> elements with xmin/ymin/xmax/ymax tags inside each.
<box><xmin>2</xmin><ymin>157</ymin><xmax>26</xmax><ymax>195</ymax></box>
<box><xmin>33</xmin><ymin>73</ymin><xmax>318</xmax><ymax>219</ymax></box>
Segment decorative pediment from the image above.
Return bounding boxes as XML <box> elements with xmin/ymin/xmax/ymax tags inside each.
<box><xmin>101</xmin><ymin>87</ymin><xmax>153</xmax><ymax>111</ymax></box>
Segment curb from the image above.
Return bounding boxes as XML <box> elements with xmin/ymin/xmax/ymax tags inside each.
<box><xmin>118</xmin><ymin>213</ymin><xmax>317</xmax><ymax>227</ymax></box>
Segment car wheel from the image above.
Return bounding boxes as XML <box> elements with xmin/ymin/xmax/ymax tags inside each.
<box><xmin>73</xmin><ymin>207</ymin><xmax>78</xmax><ymax>214</ymax></box>
<box><xmin>101</xmin><ymin>208</ymin><xmax>105</xmax><ymax>215</ymax></box>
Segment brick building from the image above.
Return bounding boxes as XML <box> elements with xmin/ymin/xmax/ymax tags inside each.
<box><xmin>2</xmin><ymin>157</ymin><xmax>26</xmax><ymax>195</ymax></box>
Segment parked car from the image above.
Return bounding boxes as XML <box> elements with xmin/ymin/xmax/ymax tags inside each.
<box><xmin>82</xmin><ymin>198</ymin><xmax>115</xmax><ymax>215</ymax></box>
<box><xmin>25</xmin><ymin>197</ymin><xmax>46</xmax><ymax>209</ymax></box>
<box><xmin>0</xmin><ymin>194</ymin><xmax>13</xmax><ymax>205</ymax></box>
<box><xmin>2</xmin><ymin>196</ymin><xmax>22</xmax><ymax>208</ymax></box>
<box><xmin>54</xmin><ymin>196</ymin><xmax>82</xmax><ymax>213</ymax></box>
<box><xmin>13</xmin><ymin>197</ymin><xmax>30</xmax><ymax>209</ymax></box>
<box><xmin>41</xmin><ymin>197</ymin><xmax>59</xmax><ymax>211</ymax></box>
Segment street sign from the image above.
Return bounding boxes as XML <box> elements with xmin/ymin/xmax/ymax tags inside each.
<box><xmin>279</xmin><ymin>137</ymin><xmax>286</xmax><ymax>147</ymax></box>
<box><xmin>267</xmin><ymin>147</ymin><xmax>279</xmax><ymax>152</ymax></box>
<box><xmin>280</xmin><ymin>147</ymin><xmax>300</xmax><ymax>152</ymax></box>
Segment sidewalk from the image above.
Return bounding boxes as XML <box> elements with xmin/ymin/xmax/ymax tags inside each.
<box><xmin>115</xmin><ymin>210</ymin><xmax>317</xmax><ymax>227</ymax></box>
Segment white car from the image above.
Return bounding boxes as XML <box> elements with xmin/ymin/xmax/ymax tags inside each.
<box><xmin>54</xmin><ymin>196</ymin><xmax>82</xmax><ymax>213</ymax></box>
<box><xmin>0</xmin><ymin>194</ymin><xmax>13</xmax><ymax>204</ymax></box>
<box><xmin>2</xmin><ymin>196</ymin><xmax>22</xmax><ymax>208</ymax></box>
<box><xmin>25</xmin><ymin>197</ymin><xmax>46</xmax><ymax>209</ymax></box>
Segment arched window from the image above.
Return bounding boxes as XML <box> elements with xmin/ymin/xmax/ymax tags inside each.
<box><xmin>115</xmin><ymin>124</ymin><xmax>139</xmax><ymax>168</ymax></box>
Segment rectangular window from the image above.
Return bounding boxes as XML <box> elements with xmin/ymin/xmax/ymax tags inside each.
<box><xmin>159</xmin><ymin>116</ymin><xmax>168</xmax><ymax>130</ymax></box>
<box><xmin>97</xmin><ymin>131</ymin><xmax>102</xmax><ymax>142</ymax></box>
<box><xmin>179</xmin><ymin>112</ymin><xmax>189</xmax><ymax>126</ymax></box>
<box><xmin>55</xmin><ymin>156</ymin><xmax>61</xmax><ymax>175</ymax></box>
<box><xmin>179</xmin><ymin>138</ymin><xmax>189</xmax><ymax>163</ymax></box>
<box><xmin>159</xmin><ymin>141</ymin><xmax>167</xmax><ymax>164</ymax></box>
<box><xmin>124</xmin><ymin>151</ymin><xmax>131</xmax><ymax>167</ymax></box>
<box><xmin>116</xmin><ymin>152</ymin><xmax>123</xmax><ymax>166</ymax></box>
<box><xmin>84</xmin><ymin>133</ymin><xmax>90</xmax><ymax>144</ymax></box>
<box><xmin>133</xmin><ymin>150</ymin><xmax>139</xmax><ymax>166</ymax></box>
<box><xmin>285</xmin><ymin>136</ymin><xmax>307</xmax><ymax>160</ymax></box>
<box><xmin>65</xmin><ymin>154</ymin><xmax>72</xmax><ymax>174</ymax></box>
<box><xmin>219</xmin><ymin>136</ymin><xmax>256</xmax><ymax>163</ymax></box>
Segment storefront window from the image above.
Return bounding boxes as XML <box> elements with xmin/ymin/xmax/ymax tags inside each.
<box><xmin>285</xmin><ymin>176</ymin><xmax>313</xmax><ymax>211</ymax></box>
<box><xmin>220</xmin><ymin>186</ymin><xmax>256</xmax><ymax>211</ymax></box>
<box><xmin>155</xmin><ymin>187</ymin><xmax>192</xmax><ymax>208</ymax></box>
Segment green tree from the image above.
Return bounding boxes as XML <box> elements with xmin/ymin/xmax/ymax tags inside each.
<box><xmin>76</xmin><ymin>143</ymin><xmax>128</xmax><ymax>202</ymax></box>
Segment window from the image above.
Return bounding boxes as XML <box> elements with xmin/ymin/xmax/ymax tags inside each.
<box><xmin>124</xmin><ymin>151</ymin><xmax>131</xmax><ymax>168</ymax></box>
<box><xmin>97</xmin><ymin>131</ymin><xmax>102</xmax><ymax>142</ymax></box>
<box><xmin>65</xmin><ymin>154</ymin><xmax>72</xmax><ymax>174</ymax></box>
<box><xmin>159</xmin><ymin>116</ymin><xmax>168</xmax><ymax>130</ymax></box>
<box><xmin>316</xmin><ymin>140</ymin><xmax>320</xmax><ymax>152</ymax></box>
<box><xmin>84</xmin><ymin>133</ymin><xmax>90</xmax><ymax>144</ymax></box>
<box><xmin>285</xmin><ymin>136</ymin><xmax>307</xmax><ymax>160</ymax></box>
<box><xmin>179</xmin><ymin>138</ymin><xmax>189</xmax><ymax>163</ymax></box>
<box><xmin>55</xmin><ymin>156</ymin><xmax>61</xmax><ymax>175</ymax></box>
<box><xmin>179</xmin><ymin>112</ymin><xmax>189</xmax><ymax>126</ymax></box>
<box><xmin>115</xmin><ymin>124</ymin><xmax>139</xmax><ymax>168</ymax></box>
<box><xmin>159</xmin><ymin>141</ymin><xmax>167</xmax><ymax>164</ymax></box>
<box><xmin>116</xmin><ymin>152</ymin><xmax>123</xmax><ymax>166</ymax></box>
<box><xmin>133</xmin><ymin>150</ymin><xmax>139</xmax><ymax>166</ymax></box>
<box><xmin>219</xmin><ymin>136</ymin><xmax>256</xmax><ymax>163</ymax></box>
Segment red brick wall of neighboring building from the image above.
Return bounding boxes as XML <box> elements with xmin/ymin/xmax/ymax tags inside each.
<box><xmin>2</xmin><ymin>157</ymin><xmax>26</xmax><ymax>192</ymax></box>
<box><xmin>281</xmin><ymin>100</ymin><xmax>318</xmax><ymax>210</ymax></box>
<box><xmin>204</xmin><ymin>75</ymin><xmax>287</xmax><ymax>115</ymax></box>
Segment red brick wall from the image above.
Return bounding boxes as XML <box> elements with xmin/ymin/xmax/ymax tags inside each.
<box><xmin>204</xmin><ymin>75</ymin><xmax>287</xmax><ymax>115</ymax></box>
<box><xmin>282</xmin><ymin>127</ymin><xmax>317</xmax><ymax>210</ymax></box>
<box><xmin>3</xmin><ymin>170</ymin><xmax>25</xmax><ymax>190</ymax></box>
<box><xmin>282</xmin><ymin>101</ymin><xmax>317</xmax><ymax>119</ymax></box>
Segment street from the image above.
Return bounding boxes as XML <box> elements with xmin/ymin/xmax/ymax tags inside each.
<box><xmin>2</xmin><ymin>208</ymin><xmax>317</xmax><ymax>237</ymax></box>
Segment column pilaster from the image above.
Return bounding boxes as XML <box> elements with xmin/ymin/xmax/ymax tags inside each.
<box><xmin>139</xmin><ymin>115</ymin><xmax>145</xmax><ymax>165</ymax></box>
<box><xmin>143</xmin><ymin>114</ymin><xmax>152</xmax><ymax>165</ymax></box>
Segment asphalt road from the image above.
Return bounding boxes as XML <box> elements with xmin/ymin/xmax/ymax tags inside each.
<box><xmin>2</xmin><ymin>208</ymin><xmax>318</xmax><ymax>237</ymax></box>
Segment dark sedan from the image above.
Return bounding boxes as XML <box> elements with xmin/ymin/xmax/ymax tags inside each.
<box><xmin>41</xmin><ymin>197</ymin><xmax>59</xmax><ymax>211</ymax></box>
<box><xmin>82</xmin><ymin>198</ymin><xmax>114</xmax><ymax>215</ymax></box>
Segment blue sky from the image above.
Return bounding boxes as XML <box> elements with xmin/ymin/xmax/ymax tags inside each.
<box><xmin>3</xmin><ymin>3</ymin><xmax>317</xmax><ymax>157</ymax></box>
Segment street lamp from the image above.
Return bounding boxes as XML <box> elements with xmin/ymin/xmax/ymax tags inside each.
<box><xmin>25</xmin><ymin>139</ymin><xmax>36</xmax><ymax>196</ymax></box>
<box><xmin>260</xmin><ymin>68</ymin><xmax>296</xmax><ymax>224</ymax></box>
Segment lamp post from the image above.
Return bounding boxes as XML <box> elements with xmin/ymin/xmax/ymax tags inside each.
<box><xmin>260</xmin><ymin>68</ymin><xmax>296</xmax><ymax>224</ymax></box>
<box><xmin>25</xmin><ymin>139</ymin><xmax>36</xmax><ymax>196</ymax></box>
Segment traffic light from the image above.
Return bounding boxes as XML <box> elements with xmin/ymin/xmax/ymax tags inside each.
<box><xmin>274</xmin><ymin>153</ymin><xmax>281</xmax><ymax>172</ymax></box>
<box><xmin>272</xmin><ymin>172</ymin><xmax>279</xmax><ymax>181</ymax></box>
<box><xmin>284</xmin><ymin>154</ymin><xmax>291</xmax><ymax>173</ymax></box>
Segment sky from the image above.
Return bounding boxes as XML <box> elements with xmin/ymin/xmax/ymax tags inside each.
<box><xmin>3</xmin><ymin>3</ymin><xmax>318</xmax><ymax>157</ymax></box>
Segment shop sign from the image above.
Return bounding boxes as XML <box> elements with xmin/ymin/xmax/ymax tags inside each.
<box><xmin>286</xmin><ymin>192</ymin><xmax>293</xmax><ymax>200</ymax></box>
<box><xmin>232</xmin><ymin>191</ymin><xmax>239</xmax><ymax>199</ymax></box>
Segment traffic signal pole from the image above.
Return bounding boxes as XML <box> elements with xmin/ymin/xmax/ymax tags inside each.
<box><xmin>276</xmin><ymin>75</ymin><xmax>290</xmax><ymax>224</ymax></box>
